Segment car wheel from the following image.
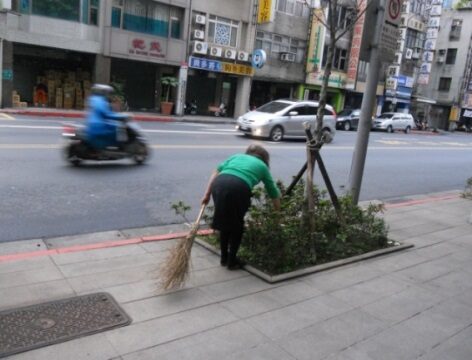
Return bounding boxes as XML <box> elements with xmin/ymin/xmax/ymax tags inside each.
<box><xmin>387</xmin><ymin>125</ymin><xmax>394</xmax><ymax>133</ymax></box>
<box><xmin>322</xmin><ymin>128</ymin><xmax>333</xmax><ymax>143</ymax></box>
<box><xmin>404</xmin><ymin>126</ymin><xmax>411</xmax><ymax>134</ymax></box>
<box><xmin>269</xmin><ymin>126</ymin><xmax>284</xmax><ymax>142</ymax></box>
<box><xmin>343</xmin><ymin>121</ymin><xmax>351</xmax><ymax>131</ymax></box>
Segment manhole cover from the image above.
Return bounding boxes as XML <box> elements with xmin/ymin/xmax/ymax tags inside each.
<box><xmin>0</xmin><ymin>292</ymin><xmax>131</xmax><ymax>358</ymax></box>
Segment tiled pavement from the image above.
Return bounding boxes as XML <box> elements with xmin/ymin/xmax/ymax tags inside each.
<box><xmin>1</xmin><ymin>191</ymin><xmax>471</xmax><ymax>360</ymax></box>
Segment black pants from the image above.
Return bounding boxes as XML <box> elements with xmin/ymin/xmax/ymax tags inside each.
<box><xmin>211</xmin><ymin>174</ymin><xmax>251</xmax><ymax>265</ymax></box>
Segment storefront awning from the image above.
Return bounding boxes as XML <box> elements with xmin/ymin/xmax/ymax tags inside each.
<box><xmin>412</xmin><ymin>96</ymin><xmax>437</xmax><ymax>104</ymax></box>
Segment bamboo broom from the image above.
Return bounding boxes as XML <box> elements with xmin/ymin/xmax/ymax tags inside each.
<box><xmin>159</xmin><ymin>204</ymin><xmax>206</xmax><ymax>290</ymax></box>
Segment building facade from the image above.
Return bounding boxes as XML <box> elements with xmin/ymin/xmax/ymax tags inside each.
<box><xmin>415</xmin><ymin>4</ymin><xmax>472</xmax><ymax>130</ymax></box>
<box><xmin>1</xmin><ymin>0</ymin><xmax>191</xmax><ymax>111</ymax></box>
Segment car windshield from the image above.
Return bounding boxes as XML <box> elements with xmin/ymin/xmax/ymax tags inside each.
<box><xmin>378</xmin><ymin>113</ymin><xmax>394</xmax><ymax>119</ymax></box>
<box><xmin>338</xmin><ymin>109</ymin><xmax>352</xmax><ymax>116</ymax></box>
<box><xmin>256</xmin><ymin>101</ymin><xmax>290</xmax><ymax>113</ymax></box>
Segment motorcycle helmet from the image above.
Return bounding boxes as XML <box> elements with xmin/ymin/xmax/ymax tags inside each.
<box><xmin>91</xmin><ymin>84</ymin><xmax>114</xmax><ymax>98</ymax></box>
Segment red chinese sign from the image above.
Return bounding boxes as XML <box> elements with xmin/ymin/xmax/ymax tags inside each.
<box><xmin>346</xmin><ymin>0</ymin><xmax>366</xmax><ymax>89</ymax></box>
<box><xmin>129</xmin><ymin>38</ymin><xmax>165</xmax><ymax>59</ymax></box>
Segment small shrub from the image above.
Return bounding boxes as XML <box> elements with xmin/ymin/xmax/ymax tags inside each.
<box><xmin>172</xmin><ymin>180</ymin><xmax>389</xmax><ymax>275</ymax></box>
<box><xmin>462</xmin><ymin>177</ymin><xmax>472</xmax><ymax>200</ymax></box>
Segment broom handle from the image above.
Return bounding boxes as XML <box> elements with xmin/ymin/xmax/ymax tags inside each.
<box><xmin>191</xmin><ymin>204</ymin><xmax>206</xmax><ymax>233</ymax></box>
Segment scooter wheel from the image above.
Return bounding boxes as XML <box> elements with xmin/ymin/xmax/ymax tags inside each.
<box><xmin>132</xmin><ymin>141</ymin><xmax>149</xmax><ymax>165</ymax></box>
<box><xmin>64</xmin><ymin>144</ymin><xmax>82</xmax><ymax>166</ymax></box>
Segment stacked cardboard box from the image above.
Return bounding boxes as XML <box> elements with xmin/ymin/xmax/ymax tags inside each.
<box><xmin>56</xmin><ymin>88</ymin><xmax>63</xmax><ymax>108</ymax></box>
<box><xmin>12</xmin><ymin>91</ymin><xmax>20</xmax><ymax>108</ymax></box>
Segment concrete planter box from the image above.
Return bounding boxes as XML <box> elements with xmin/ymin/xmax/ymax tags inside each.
<box><xmin>194</xmin><ymin>237</ymin><xmax>413</xmax><ymax>283</ymax></box>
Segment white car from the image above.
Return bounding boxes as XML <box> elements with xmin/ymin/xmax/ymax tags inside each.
<box><xmin>372</xmin><ymin>112</ymin><xmax>416</xmax><ymax>133</ymax></box>
<box><xmin>236</xmin><ymin>100</ymin><xmax>337</xmax><ymax>142</ymax></box>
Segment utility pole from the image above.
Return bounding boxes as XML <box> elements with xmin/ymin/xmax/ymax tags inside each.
<box><xmin>348</xmin><ymin>0</ymin><xmax>386</xmax><ymax>204</ymax></box>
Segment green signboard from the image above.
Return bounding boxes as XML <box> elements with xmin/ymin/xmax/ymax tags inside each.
<box><xmin>2</xmin><ymin>69</ymin><xmax>13</xmax><ymax>81</ymax></box>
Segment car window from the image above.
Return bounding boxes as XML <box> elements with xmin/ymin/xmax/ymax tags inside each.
<box><xmin>305</xmin><ymin>106</ymin><xmax>317</xmax><ymax>115</ymax></box>
<box><xmin>378</xmin><ymin>113</ymin><xmax>393</xmax><ymax>119</ymax></box>
<box><xmin>324</xmin><ymin>108</ymin><xmax>334</xmax><ymax>116</ymax></box>
<box><xmin>287</xmin><ymin>106</ymin><xmax>306</xmax><ymax>116</ymax></box>
<box><xmin>256</xmin><ymin>101</ymin><xmax>290</xmax><ymax>113</ymax></box>
<box><xmin>338</xmin><ymin>109</ymin><xmax>352</xmax><ymax>116</ymax></box>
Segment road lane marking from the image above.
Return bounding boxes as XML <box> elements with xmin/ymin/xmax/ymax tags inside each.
<box><xmin>0</xmin><ymin>113</ymin><xmax>15</xmax><ymax>120</ymax></box>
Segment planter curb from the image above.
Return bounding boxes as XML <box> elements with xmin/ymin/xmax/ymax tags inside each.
<box><xmin>194</xmin><ymin>237</ymin><xmax>414</xmax><ymax>283</ymax></box>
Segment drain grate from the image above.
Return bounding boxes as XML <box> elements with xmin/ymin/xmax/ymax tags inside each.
<box><xmin>0</xmin><ymin>292</ymin><xmax>131</xmax><ymax>358</ymax></box>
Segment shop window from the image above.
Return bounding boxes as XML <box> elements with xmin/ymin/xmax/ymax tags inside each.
<box><xmin>438</xmin><ymin>77</ymin><xmax>452</xmax><ymax>91</ymax></box>
<box><xmin>32</xmin><ymin>0</ymin><xmax>80</xmax><ymax>22</ymax></box>
<box><xmin>208</xmin><ymin>15</ymin><xmax>239</xmax><ymax>47</ymax></box>
<box><xmin>329</xmin><ymin>6</ymin><xmax>353</xmax><ymax>30</ymax></box>
<box><xmin>276</xmin><ymin>0</ymin><xmax>310</xmax><ymax>17</ymax></box>
<box><xmin>446</xmin><ymin>48</ymin><xmax>457</xmax><ymax>65</ymax></box>
<box><xmin>12</xmin><ymin>0</ymin><xmax>31</xmax><ymax>13</ymax></box>
<box><xmin>255</xmin><ymin>31</ymin><xmax>306</xmax><ymax>63</ymax></box>
<box><xmin>121</xmin><ymin>0</ymin><xmax>183</xmax><ymax>38</ymax></box>
<box><xmin>89</xmin><ymin>0</ymin><xmax>99</xmax><ymax>25</ymax></box>
<box><xmin>321</xmin><ymin>46</ymin><xmax>347</xmax><ymax>71</ymax></box>
<box><xmin>450</xmin><ymin>19</ymin><xmax>462</xmax><ymax>40</ymax></box>
<box><xmin>170</xmin><ymin>8</ymin><xmax>183</xmax><ymax>39</ymax></box>
<box><xmin>112</xmin><ymin>0</ymin><xmax>123</xmax><ymax>28</ymax></box>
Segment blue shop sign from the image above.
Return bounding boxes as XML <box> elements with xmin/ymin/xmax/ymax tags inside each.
<box><xmin>396</xmin><ymin>86</ymin><xmax>412</xmax><ymax>98</ymax></box>
<box><xmin>396</xmin><ymin>75</ymin><xmax>414</xmax><ymax>88</ymax></box>
<box><xmin>189</xmin><ymin>56</ymin><xmax>222</xmax><ymax>72</ymax></box>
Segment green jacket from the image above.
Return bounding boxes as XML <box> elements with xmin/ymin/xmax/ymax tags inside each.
<box><xmin>217</xmin><ymin>154</ymin><xmax>281</xmax><ymax>199</ymax></box>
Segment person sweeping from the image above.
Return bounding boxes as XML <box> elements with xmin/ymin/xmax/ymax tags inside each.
<box><xmin>202</xmin><ymin>144</ymin><xmax>281</xmax><ymax>270</ymax></box>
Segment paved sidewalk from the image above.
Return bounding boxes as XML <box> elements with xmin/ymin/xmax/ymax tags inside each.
<box><xmin>1</xmin><ymin>191</ymin><xmax>471</xmax><ymax>359</ymax></box>
<box><xmin>1</xmin><ymin>107</ymin><xmax>236</xmax><ymax>125</ymax></box>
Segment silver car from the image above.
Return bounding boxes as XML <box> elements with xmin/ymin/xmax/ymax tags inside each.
<box><xmin>236</xmin><ymin>100</ymin><xmax>337</xmax><ymax>142</ymax></box>
<box><xmin>372</xmin><ymin>112</ymin><xmax>416</xmax><ymax>133</ymax></box>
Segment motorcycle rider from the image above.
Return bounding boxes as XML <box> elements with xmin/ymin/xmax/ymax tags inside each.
<box><xmin>85</xmin><ymin>84</ymin><xmax>128</xmax><ymax>149</ymax></box>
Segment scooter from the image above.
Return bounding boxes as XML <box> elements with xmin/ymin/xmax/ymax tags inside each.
<box><xmin>62</xmin><ymin>117</ymin><xmax>150</xmax><ymax>166</ymax></box>
<box><xmin>184</xmin><ymin>99</ymin><xmax>198</xmax><ymax>115</ymax></box>
<box><xmin>214</xmin><ymin>103</ymin><xmax>227</xmax><ymax>117</ymax></box>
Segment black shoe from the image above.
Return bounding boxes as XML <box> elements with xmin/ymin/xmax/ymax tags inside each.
<box><xmin>227</xmin><ymin>258</ymin><xmax>245</xmax><ymax>270</ymax></box>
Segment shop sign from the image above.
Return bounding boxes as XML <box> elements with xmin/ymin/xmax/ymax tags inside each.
<box><xmin>422</xmin><ymin>51</ymin><xmax>434</xmax><ymax>62</ymax></box>
<box><xmin>424</xmin><ymin>39</ymin><xmax>436</xmax><ymax>51</ymax></box>
<box><xmin>257</xmin><ymin>0</ymin><xmax>273</xmax><ymax>24</ymax></box>
<box><xmin>417</xmin><ymin>73</ymin><xmax>430</xmax><ymax>85</ymax></box>
<box><xmin>426</xmin><ymin>28</ymin><xmax>438</xmax><ymax>39</ymax></box>
<box><xmin>306</xmin><ymin>9</ymin><xmax>326</xmax><ymax>75</ymax></box>
<box><xmin>2</xmin><ymin>69</ymin><xmax>13</xmax><ymax>81</ymax></box>
<box><xmin>396</xmin><ymin>75</ymin><xmax>414</xmax><ymax>88</ymax></box>
<box><xmin>306</xmin><ymin>71</ymin><xmax>346</xmax><ymax>88</ymax></box>
<box><xmin>385</xmin><ymin>77</ymin><xmax>397</xmax><ymax>90</ymax></box>
<box><xmin>430</xmin><ymin>5</ymin><xmax>442</xmax><ymax>16</ymax></box>
<box><xmin>129</xmin><ymin>38</ymin><xmax>165</xmax><ymax>59</ymax></box>
<box><xmin>346</xmin><ymin>0</ymin><xmax>366</xmax><ymax>90</ymax></box>
<box><xmin>189</xmin><ymin>56</ymin><xmax>254</xmax><ymax>76</ymax></box>
<box><xmin>396</xmin><ymin>86</ymin><xmax>412</xmax><ymax>98</ymax></box>
<box><xmin>420</xmin><ymin>62</ymin><xmax>432</xmax><ymax>74</ymax></box>
<box><xmin>462</xmin><ymin>93</ymin><xmax>472</xmax><ymax>108</ymax></box>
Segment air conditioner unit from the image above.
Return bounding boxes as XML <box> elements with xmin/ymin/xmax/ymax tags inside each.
<box><xmin>280</xmin><ymin>52</ymin><xmax>296</xmax><ymax>62</ymax></box>
<box><xmin>224</xmin><ymin>49</ymin><xmax>237</xmax><ymax>60</ymax></box>
<box><xmin>237</xmin><ymin>51</ymin><xmax>249</xmax><ymax>61</ymax></box>
<box><xmin>192</xmin><ymin>41</ymin><xmax>208</xmax><ymax>55</ymax></box>
<box><xmin>405</xmin><ymin>48</ymin><xmax>413</xmax><ymax>59</ymax></box>
<box><xmin>193</xmin><ymin>29</ymin><xmax>205</xmax><ymax>40</ymax></box>
<box><xmin>436</xmin><ymin>56</ymin><xmax>445</xmax><ymax>63</ymax></box>
<box><xmin>194</xmin><ymin>14</ymin><xmax>206</xmax><ymax>25</ymax></box>
<box><xmin>210</xmin><ymin>46</ymin><xmax>223</xmax><ymax>57</ymax></box>
<box><xmin>412</xmin><ymin>51</ymin><xmax>420</xmax><ymax>59</ymax></box>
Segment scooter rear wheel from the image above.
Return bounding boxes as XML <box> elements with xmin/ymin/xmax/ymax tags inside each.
<box><xmin>65</xmin><ymin>143</ymin><xmax>82</xmax><ymax>166</ymax></box>
<box><xmin>131</xmin><ymin>141</ymin><xmax>149</xmax><ymax>165</ymax></box>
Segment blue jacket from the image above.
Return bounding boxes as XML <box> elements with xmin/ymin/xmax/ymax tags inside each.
<box><xmin>85</xmin><ymin>95</ymin><xmax>127</xmax><ymax>148</ymax></box>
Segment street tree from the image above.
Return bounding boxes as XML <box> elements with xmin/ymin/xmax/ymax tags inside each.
<box><xmin>301</xmin><ymin>0</ymin><xmax>375</xmax><ymax>225</ymax></box>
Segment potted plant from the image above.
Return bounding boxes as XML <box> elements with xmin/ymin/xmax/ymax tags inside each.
<box><xmin>160</xmin><ymin>76</ymin><xmax>178</xmax><ymax>115</ymax></box>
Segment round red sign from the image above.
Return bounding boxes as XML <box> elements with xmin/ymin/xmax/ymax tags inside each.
<box><xmin>388</xmin><ymin>0</ymin><xmax>401</xmax><ymax>21</ymax></box>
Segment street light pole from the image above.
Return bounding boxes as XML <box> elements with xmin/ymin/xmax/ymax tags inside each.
<box><xmin>348</xmin><ymin>0</ymin><xmax>386</xmax><ymax>204</ymax></box>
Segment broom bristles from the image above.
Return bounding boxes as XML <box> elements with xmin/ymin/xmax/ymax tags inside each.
<box><xmin>159</xmin><ymin>205</ymin><xmax>206</xmax><ymax>290</ymax></box>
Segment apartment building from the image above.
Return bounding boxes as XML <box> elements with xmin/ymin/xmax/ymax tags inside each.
<box><xmin>415</xmin><ymin>3</ymin><xmax>472</xmax><ymax>130</ymax></box>
<box><xmin>0</xmin><ymin>0</ymin><xmax>190</xmax><ymax>111</ymax></box>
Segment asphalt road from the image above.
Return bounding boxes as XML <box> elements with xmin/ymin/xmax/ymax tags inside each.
<box><xmin>1</xmin><ymin>114</ymin><xmax>471</xmax><ymax>242</ymax></box>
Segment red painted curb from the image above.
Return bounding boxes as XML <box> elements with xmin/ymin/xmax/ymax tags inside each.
<box><xmin>385</xmin><ymin>194</ymin><xmax>459</xmax><ymax>209</ymax></box>
<box><xmin>3</xmin><ymin>110</ymin><xmax>175</xmax><ymax>123</ymax></box>
<box><xmin>0</xmin><ymin>229</ymin><xmax>214</xmax><ymax>263</ymax></box>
